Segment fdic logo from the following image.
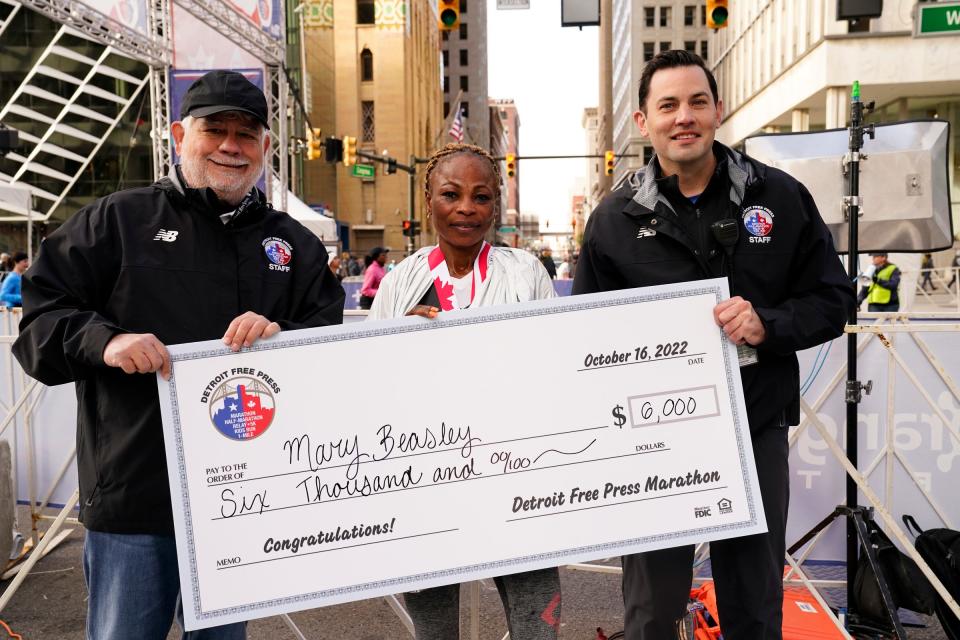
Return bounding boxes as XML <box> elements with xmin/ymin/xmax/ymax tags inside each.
<box><xmin>201</xmin><ymin>369</ymin><xmax>280</xmax><ymax>441</ymax></box>
<box><xmin>694</xmin><ymin>505</ymin><xmax>712</xmax><ymax>518</ymax></box>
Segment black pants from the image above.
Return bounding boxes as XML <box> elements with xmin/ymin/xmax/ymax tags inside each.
<box><xmin>621</xmin><ymin>424</ymin><xmax>790</xmax><ymax>640</ymax></box>
<box><xmin>867</xmin><ymin>302</ymin><xmax>899</xmax><ymax>312</ymax></box>
<box><xmin>359</xmin><ymin>294</ymin><xmax>375</xmax><ymax>310</ymax></box>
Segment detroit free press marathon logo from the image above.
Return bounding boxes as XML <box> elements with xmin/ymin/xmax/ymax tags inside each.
<box><xmin>201</xmin><ymin>368</ymin><xmax>281</xmax><ymax>441</ymax></box>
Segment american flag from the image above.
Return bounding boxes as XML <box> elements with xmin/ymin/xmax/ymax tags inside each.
<box><xmin>449</xmin><ymin>106</ymin><xmax>464</xmax><ymax>142</ymax></box>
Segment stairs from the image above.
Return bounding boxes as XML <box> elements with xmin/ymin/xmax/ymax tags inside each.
<box><xmin>0</xmin><ymin>22</ymin><xmax>150</xmax><ymax>220</ymax></box>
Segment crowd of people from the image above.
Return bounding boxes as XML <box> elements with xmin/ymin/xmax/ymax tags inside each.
<box><xmin>18</xmin><ymin>52</ymin><xmax>960</xmax><ymax>640</ymax></box>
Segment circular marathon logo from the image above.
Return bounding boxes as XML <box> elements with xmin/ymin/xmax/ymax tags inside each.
<box><xmin>208</xmin><ymin>376</ymin><xmax>276</xmax><ymax>441</ymax></box>
<box><xmin>262</xmin><ymin>237</ymin><xmax>292</xmax><ymax>266</ymax></box>
<box><xmin>742</xmin><ymin>206</ymin><xmax>774</xmax><ymax>237</ymax></box>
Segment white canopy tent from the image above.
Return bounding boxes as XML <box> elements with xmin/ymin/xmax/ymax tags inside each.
<box><xmin>270</xmin><ymin>182</ymin><xmax>338</xmax><ymax>244</ymax></box>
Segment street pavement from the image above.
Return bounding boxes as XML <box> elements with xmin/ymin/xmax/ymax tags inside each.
<box><xmin>0</xmin><ymin>507</ymin><xmax>948</xmax><ymax>639</ymax></box>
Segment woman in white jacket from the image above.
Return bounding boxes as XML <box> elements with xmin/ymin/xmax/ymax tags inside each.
<box><xmin>369</xmin><ymin>143</ymin><xmax>560</xmax><ymax>639</ymax></box>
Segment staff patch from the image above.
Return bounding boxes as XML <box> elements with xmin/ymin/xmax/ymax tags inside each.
<box><xmin>742</xmin><ymin>206</ymin><xmax>774</xmax><ymax>244</ymax></box>
<box><xmin>262</xmin><ymin>237</ymin><xmax>292</xmax><ymax>272</ymax></box>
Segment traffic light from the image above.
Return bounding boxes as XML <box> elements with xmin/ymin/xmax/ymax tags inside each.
<box><xmin>706</xmin><ymin>0</ymin><xmax>728</xmax><ymax>29</ymax></box>
<box><xmin>505</xmin><ymin>153</ymin><xmax>516</xmax><ymax>178</ymax></box>
<box><xmin>306</xmin><ymin>128</ymin><xmax>322</xmax><ymax>161</ymax></box>
<box><xmin>402</xmin><ymin>219</ymin><xmax>421</xmax><ymax>237</ymax></box>
<box><xmin>324</xmin><ymin>137</ymin><xmax>343</xmax><ymax>163</ymax></box>
<box><xmin>342</xmin><ymin>135</ymin><xmax>357</xmax><ymax>167</ymax></box>
<box><xmin>438</xmin><ymin>0</ymin><xmax>459</xmax><ymax>31</ymax></box>
<box><xmin>385</xmin><ymin>158</ymin><xmax>398</xmax><ymax>175</ymax></box>
<box><xmin>604</xmin><ymin>150</ymin><xmax>615</xmax><ymax>176</ymax></box>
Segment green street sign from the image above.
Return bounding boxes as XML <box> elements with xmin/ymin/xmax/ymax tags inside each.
<box><xmin>917</xmin><ymin>2</ymin><xmax>960</xmax><ymax>36</ymax></box>
<box><xmin>498</xmin><ymin>226</ymin><xmax>517</xmax><ymax>233</ymax></box>
<box><xmin>351</xmin><ymin>163</ymin><xmax>376</xmax><ymax>178</ymax></box>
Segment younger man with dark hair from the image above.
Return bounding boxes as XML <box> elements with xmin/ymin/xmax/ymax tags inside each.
<box><xmin>574</xmin><ymin>50</ymin><xmax>854</xmax><ymax>639</ymax></box>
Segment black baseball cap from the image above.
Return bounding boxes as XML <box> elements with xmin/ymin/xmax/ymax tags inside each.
<box><xmin>179</xmin><ymin>70</ymin><xmax>269</xmax><ymax>127</ymax></box>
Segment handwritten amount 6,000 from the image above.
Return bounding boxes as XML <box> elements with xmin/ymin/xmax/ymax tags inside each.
<box><xmin>613</xmin><ymin>385</ymin><xmax>721</xmax><ymax>428</ymax></box>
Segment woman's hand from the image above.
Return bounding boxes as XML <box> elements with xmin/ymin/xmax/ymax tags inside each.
<box><xmin>406</xmin><ymin>305</ymin><xmax>439</xmax><ymax>319</ymax></box>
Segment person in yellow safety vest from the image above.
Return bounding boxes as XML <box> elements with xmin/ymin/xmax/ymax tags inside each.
<box><xmin>858</xmin><ymin>252</ymin><xmax>901</xmax><ymax>311</ymax></box>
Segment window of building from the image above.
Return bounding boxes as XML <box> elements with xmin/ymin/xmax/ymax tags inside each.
<box><xmin>460</xmin><ymin>0</ymin><xmax>467</xmax><ymax>12</ymax></box>
<box><xmin>459</xmin><ymin>22</ymin><xmax>468</xmax><ymax>39</ymax></box>
<box><xmin>444</xmin><ymin>76</ymin><xmax>449</xmax><ymax>93</ymax></box>
<box><xmin>444</xmin><ymin>102</ymin><xmax>450</xmax><ymax>118</ymax></box>
<box><xmin>700</xmin><ymin>40</ymin><xmax>708</xmax><ymax>60</ymax></box>
<box><xmin>356</xmin><ymin>0</ymin><xmax>374</xmax><ymax>25</ymax></box>
<box><xmin>442</xmin><ymin>31</ymin><xmax>449</xmax><ymax>41</ymax></box>
<box><xmin>660</xmin><ymin>6</ymin><xmax>670</xmax><ymax>27</ymax></box>
<box><xmin>459</xmin><ymin>49</ymin><xmax>468</xmax><ymax>66</ymax></box>
<box><xmin>700</xmin><ymin>5</ymin><xmax>706</xmax><ymax>25</ymax></box>
<box><xmin>460</xmin><ymin>75</ymin><xmax>468</xmax><ymax>92</ymax></box>
<box><xmin>684</xmin><ymin>41</ymin><xmax>696</xmax><ymax>53</ymax></box>
<box><xmin>461</xmin><ymin>102</ymin><xmax>469</xmax><ymax>118</ymax></box>
<box><xmin>360</xmin><ymin>48</ymin><xmax>373</xmax><ymax>82</ymax></box>
<box><xmin>361</xmin><ymin>101</ymin><xmax>375</xmax><ymax>142</ymax></box>
<box><xmin>684</xmin><ymin>6</ymin><xmax>695</xmax><ymax>26</ymax></box>
<box><xmin>660</xmin><ymin>41</ymin><xmax>671</xmax><ymax>52</ymax></box>
<box><xmin>643</xmin><ymin>42</ymin><xmax>655</xmax><ymax>62</ymax></box>
<box><xmin>644</xmin><ymin>7</ymin><xmax>655</xmax><ymax>27</ymax></box>
<box><xmin>442</xmin><ymin>50</ymin><xmax>449</xmax><ymax>67</ymax></box>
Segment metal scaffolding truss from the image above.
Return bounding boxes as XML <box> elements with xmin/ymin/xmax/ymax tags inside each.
<box><xmin>147</xmin><ymin>0</ymin><xmax>171</xmax><ymax>180</ymax></box>
<box><xmin>173</xmin><ymin>0</ymin><xmax>283</xmax><ymax>65</ymax></box>
<box><xmin>266</xmin><ymin>65</ymin><xmax>288</xmax><ymax>212</ymax></box>
<box><xmin>16</xmin><ymin>0</ymin><xmax>169</xmax><ymax>65</ymax></box>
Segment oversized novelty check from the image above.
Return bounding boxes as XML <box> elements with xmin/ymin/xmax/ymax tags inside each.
<box><xmin>158</xmin><ymin>278</ymin><xmax>765</xmax><ymax>630</ymax></box>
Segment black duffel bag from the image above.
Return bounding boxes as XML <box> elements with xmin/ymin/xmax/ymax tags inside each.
<box><xmin>903</xmin><ymin>514</ymin><xmax>960</xmax><ymax>640</ymax></box>
<box><xmin>852</xmin><ymin>516</ymin><xmax>936</xmax><ymax>626</ymax></box>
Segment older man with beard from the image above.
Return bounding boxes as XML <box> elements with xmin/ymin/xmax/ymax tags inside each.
<box><xmin>13</xmin><ymin>70</ymin><xmax>344</xmax><ymax>639</ymax></box>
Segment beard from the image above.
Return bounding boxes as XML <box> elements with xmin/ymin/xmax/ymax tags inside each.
<box><xmin>180</xmin><ymin>153</ymin><xmax>261</xmax><ymax>206</ymax></box>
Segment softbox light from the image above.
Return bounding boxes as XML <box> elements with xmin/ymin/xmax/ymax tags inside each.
<box><xmin>744</xmin><ymin>119</ymin><xmax>953</xmax><ymax>253</ymax></box>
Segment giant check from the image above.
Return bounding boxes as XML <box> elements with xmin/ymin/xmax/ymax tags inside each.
<box><xmin>158</xmin><ymin>278</ymin><xmax>765</xmax><ymax>630</ymax></box>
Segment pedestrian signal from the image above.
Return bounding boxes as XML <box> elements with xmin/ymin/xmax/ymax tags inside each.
<box><xmin>706</xmin><ymin>0</ymin><xmax>728</xmax><ymax>29</ymax></box>
<box><xmin>604</xmin><ymin>150</ymin><xmax>615</xmax><ymax>176</ymax></box>
<box><xmin>402</xmin><ymin>219</ymin><xmax>421</xmax><ymax>237</ymax></box>
<box><xmin>438</xmin><ymin>0</ymin><xmax>459</xmax><ymax>31</ymax></box>
<box><xmin>324</xmin><ymin>137</ymin><xmax>343</xmax><ymax>163</ymax></box>
<box><xmin>306</xmin><ymin>128</ymin><xmax>322</xmax><ymax>161</ymax></box>
<box><xmin>505</xmin><ymin>153</ymin><xmax>516</xmax><ymax>178</ymax></box>
<box><xmin>342</xmin><ymin>136</ymin><xmax>357</xmax><ymax>167</ymax></box>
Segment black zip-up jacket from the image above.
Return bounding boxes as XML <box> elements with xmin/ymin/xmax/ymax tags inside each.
<box><xmin>574</xmin><ymin>143</ymin><xmax>855</xmax><ymax>432</ymax></box>
<box><xmin>13</xmin><ymin>168</ymin><xmax>345</xmax><ymax>534</ymax></box>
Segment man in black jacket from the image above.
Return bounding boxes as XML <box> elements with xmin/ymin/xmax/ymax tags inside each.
<box><xmin>13</xmin><ymin>70</ymin><xmax>344</xmax><ymax>639</ymax></box>
<box><xmin>574</xmin><ymin>51</ymin><xmax>854</xmax><ymax>640</ymax></box>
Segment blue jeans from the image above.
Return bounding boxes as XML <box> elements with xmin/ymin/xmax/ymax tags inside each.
<box><xmin>83</xmin><ymin>530</ymin><xmax>247</xmax><ymax>640</ymax></box>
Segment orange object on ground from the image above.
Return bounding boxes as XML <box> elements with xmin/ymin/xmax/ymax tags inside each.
<box><xmin>690</xmin><ymin>578</ymin><xmax>846</xmax><ymax>640</ymax></box>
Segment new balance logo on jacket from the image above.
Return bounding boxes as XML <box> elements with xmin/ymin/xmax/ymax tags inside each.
<box><xmin>636</xmin><ymin>227</ymin><xmax>657</xmax><ymax>238</ymax></box>
<box><xmin>153</xmin><ymin>229</ymin><xmax>179</xmax><ymax>242</ymax></box>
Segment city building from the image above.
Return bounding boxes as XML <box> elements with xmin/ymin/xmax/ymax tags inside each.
<box><xmin>302</xmin><ymin>0</ymin><xmax>442</xmax><ymax>256</ymax></box>
<box><xmin>581</xmin><ymin>106</ymin><xmax>601</xmax><ymax>222</ymax></box>
<box><xmin>441</xmin><ymin>0</ymin><xmax>489</xmax><ymax>149</ymax></box>
<box><xmin>490</xmin><ymin>98</ymin><xmax>519</xmax><ymax>246</ymax></box>
<box><xmin>604</xmin><ymin>0</ymin><xmax>711</xmax><ymax>184</ymax></box>
<box><xmin>710</xmin><ymin>0</ymin><xmax>960</xmax><ymax>231</ymax></box>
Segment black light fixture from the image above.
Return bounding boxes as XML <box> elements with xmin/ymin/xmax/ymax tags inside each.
<box><xmin>836</xmin><ymin>0</ymin><xmax>883</xmax><ymax>21</ymax></box>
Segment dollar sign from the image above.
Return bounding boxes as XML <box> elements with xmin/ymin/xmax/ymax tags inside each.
<box><xmin>612</xmin><ymin>404</ymin><xmax>626</xmax><ymax>428</ymax></box>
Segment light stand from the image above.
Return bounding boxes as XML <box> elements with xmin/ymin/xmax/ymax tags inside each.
<box><xmin>787</xmin><ymin>82</ymin><xmax>908</xmax><ymax>638</ymax></box>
